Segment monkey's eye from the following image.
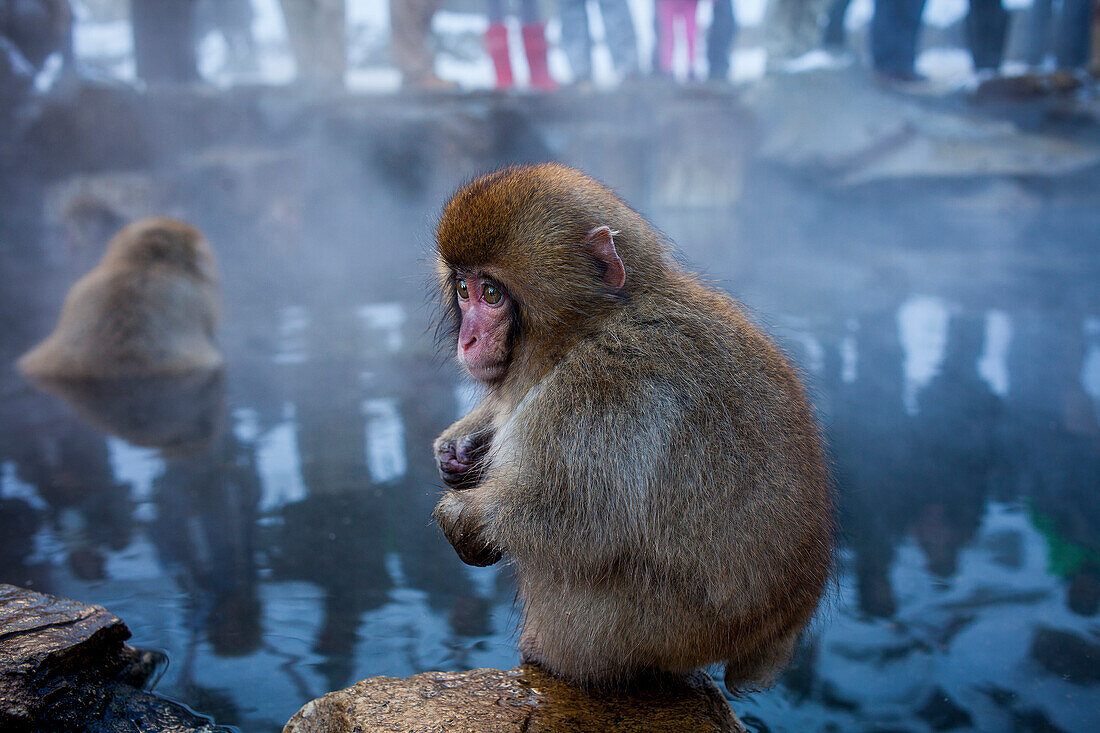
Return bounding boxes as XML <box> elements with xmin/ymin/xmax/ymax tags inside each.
<box><xmin>482</xmin><ymin>284</ymin><xmax>502</xmax><ymax>306</ymax></box>
<box><xmin>456</xmin><ymin>279</ymin><xmax>469</xmax><ymax>299</ymax></box>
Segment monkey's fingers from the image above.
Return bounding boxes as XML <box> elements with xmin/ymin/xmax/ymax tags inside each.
<box><xmin>439</xmin><ymin>465</ymin><xmax>478</xmax><ymax>490</ymax></box>
<box><xmin>454</xmin><ymin>539</ymin><xmax>503</xmax><ymax>567</ymax></box>
<box><xmin>434</xmin><ymin>493</ymin><xmax>503</xmax><ymax>567</ymax></box>
<box><xmin>435</xmin><ymin>439</ymin><xmax>475</xmax><ymax>488</ymax></box>
<box><xmin>456</xmin><ymin>433</ymin><xmax>491</xmax><ymax>463</ymax></box>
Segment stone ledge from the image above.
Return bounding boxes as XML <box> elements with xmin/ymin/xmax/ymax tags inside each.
<box><xmin>284</xmin><ymin>664</ymin><xmax>747</xmax><ymax>733</ymax></box>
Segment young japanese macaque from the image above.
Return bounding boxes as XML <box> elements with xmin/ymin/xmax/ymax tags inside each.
<box><xmin>18</xmin><ymin>217</ymin><xmax>223</xmax><ymax>379</ymax></box>
<box><xmin>432</xmin><ymin>164</ymin><xmax>832</xmax><ymax>693</ymax></box>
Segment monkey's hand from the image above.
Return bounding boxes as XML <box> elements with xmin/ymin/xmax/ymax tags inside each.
<box><xmin>434</xmin><ymin>433</ymin><xmax>490</xmax><ymax>491</ymax></box>
<box><xmin>433</xmin><ymin>491</ymin><xmax>503</xmax><ymax>567</ymax></box>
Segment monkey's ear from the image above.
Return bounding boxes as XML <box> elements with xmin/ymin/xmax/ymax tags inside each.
<box><xmin>584</xmin><ymin>226</ymin><xmax>626</xmax><ymax>291</ymax></box>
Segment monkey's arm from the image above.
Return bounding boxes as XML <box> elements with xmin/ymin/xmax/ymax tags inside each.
<box><xmin>434</xmin><ymin>399</ymin><xmax>496</xmax><ymax>490</ymax></box>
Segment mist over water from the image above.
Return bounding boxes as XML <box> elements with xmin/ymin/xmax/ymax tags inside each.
<box><xmin>2</xmin><ymin>16</ymin><xmax>1100</xmax><ymax>729</ymax></box>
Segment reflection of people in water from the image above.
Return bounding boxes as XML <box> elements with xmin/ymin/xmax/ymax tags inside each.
<box><xmin>389</xmin><ymin>359</ymin><xmax>496</xmax><ymax>664</ymax></box>
<box><xmin>277</xmin><ymin>325</ymin><xmax>393</xmax><ymax>691</ymax></box>
<box><xmin>830</xmin><ymin>309</ymin><xmax>910</xmax><ymax>619</ymax></box>
<box><xmin>1031</xmin><ymin>510</ymin><xmax>1100</xmax><ymax>616</ymax></box>
<box><xmin>1007</xmin><ymin>313</ymin><xmax>1100</xmax><ymax>616</ymax></box>
<box><xmin>833</xmin><ymin>312</ymin><xmax>1006</xmax><ymax>617</ymax></box>
<box><xmin>4</xmin><ymin>407</ymin><xmax>133</xmax><ymax>585</ymax></box>
<box><xmin>152</xmin><ymin>432</ymin><xmax>263</xmax><ymax>658</ymax></box>
<box><xmin>907</xmin><ymin>315</ymin><xmax>1002</xmax><ymax>579</ymax></box>
<box><xmin>275</xmin><ymin>492</ymin><xmax>391</xmax><ymax>692</ymax></box>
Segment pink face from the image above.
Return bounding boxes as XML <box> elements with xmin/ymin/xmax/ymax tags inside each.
<box><xmin>456</xmin><ymin>273</ymin><xmax>512</xmax><ymax>383</ymax></box>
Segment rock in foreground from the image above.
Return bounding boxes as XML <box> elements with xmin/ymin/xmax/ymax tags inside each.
<box><xmin>284</xmin><ymin>664</ymin><xmax>747</xmax><ymax>733</ymax></box>
<box><xmin>0</xmin><ymin>584</ymin><xmax>229</xmax><ymax>733</ymax></box>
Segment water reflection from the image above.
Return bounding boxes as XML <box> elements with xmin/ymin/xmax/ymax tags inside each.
<box><xmin>27</xmin><ymin>370</ymin><xmax>226</xmax><ymax>456</ymax></box>
<box><xmin>1</xmin><ymin>183</ymin><xmax>1097</xmax><ymax>733</ymax></box>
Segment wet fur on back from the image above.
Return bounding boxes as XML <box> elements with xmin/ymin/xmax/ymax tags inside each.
<box><xmin>18</xmin><ymin>217</ymin><xmax>222</xmax><ymax>379</ymax></box>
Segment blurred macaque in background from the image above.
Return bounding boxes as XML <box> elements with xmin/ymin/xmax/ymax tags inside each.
<box><xmin>18</xmin><ymin>217</ymin><xmax>222</xmax><ymax>379</ymax></box>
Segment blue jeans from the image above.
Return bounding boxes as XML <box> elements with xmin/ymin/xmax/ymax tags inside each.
<box><xmin>1055</xmin><ymin>0</ymin><xmax>1092</xmax><ymax>68</ymax></box>
<box><xmin>870</xmin><ymin>0</ymin><xmax>928</xmax><ymax>76</ymax></box>
<box><xmin>558</xmin><ymin>0</ymin><xmax>639</xmax><ymax>78</ymax></box>
<box><xmin>966</xmin><ymin>0</ymin><xmax>1008</xmax><ymax>70</ymax></box>
<box><xmin>707</xmin><ymin>0</ymin><xmax>738</xmax><ymax>80</ymax></box>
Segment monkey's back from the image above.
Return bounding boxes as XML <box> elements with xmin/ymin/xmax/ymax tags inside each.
<box><xmin>18</xmin><ymin>260</ymin><xmax>222</xmax><ymax>379</ymax></box>
<box><xmin>499</xmin><ymin>274</ymin><xmax>831</xmax><ymax>688</ymax></box>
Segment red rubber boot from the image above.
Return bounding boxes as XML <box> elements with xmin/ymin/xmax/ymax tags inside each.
<box><xmin>484</xmin><ymin>22</ymin><xmax>513</xmax><ymax>89</ymax></box>
<box><xmin>521</xmin><ymin>23</ymin><xmax>558</xmax><ymax>91</ymax></box>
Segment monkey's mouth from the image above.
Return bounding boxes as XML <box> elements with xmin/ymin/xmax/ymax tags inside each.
<box><xmin>466</xmin><ymin>361</ymin><xmax>507</xmax><ymax>383</ymax></box>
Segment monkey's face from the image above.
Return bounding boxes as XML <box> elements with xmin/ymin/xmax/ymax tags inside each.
<box><xmin>454</xmin><ymin>272</ymin><xmax>512</xmax><ymax>383</ymax></box>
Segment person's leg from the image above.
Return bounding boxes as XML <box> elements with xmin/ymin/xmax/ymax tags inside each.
<box><xmin>823</xmin><ymin>0</ymin><xmax>852</xmax><ymax>48</ymax></box>
<box><xmin>871</xmin><ymin>0</ymin><xmax>926</xmax><ymax>77</ymax></box>
<box><xmin>1055</xmin><ymin>0</ymin><xmax>1092</xmax><ymax>68</ymax></box>
<box><xmin>133</xmin><ymin>0</ymin><xmax>200</xmax><ymax>83</ymax></box>
<box><xmin>485</xmin><ymin>0</ymin><xmax>512</xmax><ymax>87</ymax></box>
<box><xmin>896</xmin><ymin>0</ymin><xmax>928</xmax><ymax>77</ymax></box>
<box><xmin>391</xmin><ymin>0</ymin><xmax>435</xmax><ymax>85</ymax></box>
<box><xmin>521</xmin><ymin>0</ymin><xmax>558</xmax><ymax>89</ymax></box>
<box><xmin>707</xmin><ymin>0</ymin><xmax>736</xmax><ymax>80</ymax></box>
<box><xmin>559</xmin><ymin>0</ymin><xmax>593</xmax><ymax>80</ymax></box>
<box><xmin>657</xmin><ymin>1</ymin><xmax>676</xmax><ymax>73</ymax></box>
<box><xmin>965</xmin><ymin>0</ymin><xmax>1008</xmax><ymax>71</ymax></box>
<box><xmin>314</xmin><ymin>0</ymin><xmax>346</xmax><ymax>83</ymax></box>
<box><xmin>1092</xmin><ymin>0</ymin><xmax>1100</xmax><ymax>73</ymax></box>
<box><xmin>597</xmin><ymin>0</ymin><xmax>640</xmax><ymax>75</ymax></box>
<box><xmin>681</xmin><ymin>1</ymin><xmax>699</xmax><ymax>79</ymax></box>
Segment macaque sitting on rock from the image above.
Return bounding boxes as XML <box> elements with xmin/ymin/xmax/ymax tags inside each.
<box><xmin>431</xmin><ymin>164</ymin><xmax>833</xmax><ymax>693</ymax></box>
<box><xmin>18</xmin><ymin>217</ymin><xmax>222</xmax><ymax>379</ymax></box>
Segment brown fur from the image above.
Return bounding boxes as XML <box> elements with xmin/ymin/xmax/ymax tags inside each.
<box><xmin>18</xmin><ymin>217</ymin><xmax>222</xmax><ymax>379</ymax></box>
<box><xmin>432</xmin><ymin>164</ymin><xmax>832</xmax><ymax>692</ymax></box>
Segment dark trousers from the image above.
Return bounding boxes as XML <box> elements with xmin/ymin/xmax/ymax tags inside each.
<box><xmin>966</xmin><ymin>0</ymin><xmax>1009</xmax><ymax>70</ymax></box>
<box><xmin>870</xmin><ymin>0</ymin><xmax>927</xmax><ymax>76</ymax></box>
<box><xmin>707</xmin><ymin>0</ymin><xmax>738</xmax><ymax>80</ymax></box>
<box><xmin>1055</xmin><ymin>0</ymin><xmax>1092</xmax><ymax>68</ymax></box>
<box><xmin>823</xmin><ymin>0</ymin><xmax>851</xmax><ymax>47</ymax></box>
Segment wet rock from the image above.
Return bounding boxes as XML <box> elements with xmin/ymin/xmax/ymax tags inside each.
<box><xmin>0</xmin><ymin>584</ymin><xmax>230</xmax><ymax>732</ymax></box>
<box><xmin>1</xmin><ymin>583</ymin><xmax>136</xmax><ymax>724</ymax></box>
<box><xmin>283</xmin><ymin>664</ymin><xmax>747</xmax><ymax>733</ymax></box>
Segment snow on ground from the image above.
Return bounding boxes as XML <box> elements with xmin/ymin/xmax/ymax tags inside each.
<box><xmin>916</xmin><ymin>46</ymin><xmax>978</xmax><ymax>84</ymax></box>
